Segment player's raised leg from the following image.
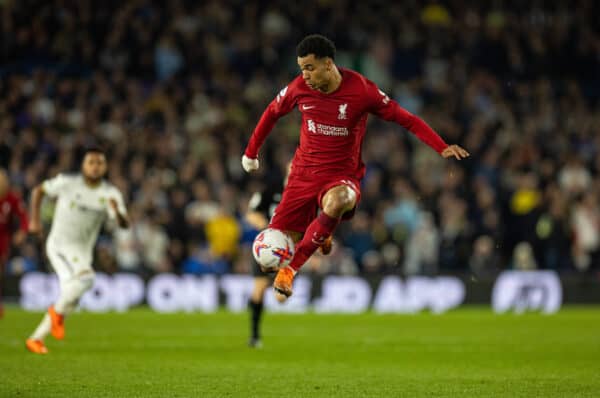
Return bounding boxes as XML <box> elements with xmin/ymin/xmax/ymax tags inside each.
<box><xmin>273</xmin><ymin>184</ymin><xmax>357</xmax><ymax>298</ymax></box>
<box><xmin>51</xmin><ymin>270</ymin><xmax>95</xmax><ymax>339</ymax></box>
<box><xmin>26</xmin><ymin>269</ymin><xmax>95</xmax><ymax>354</ymax></box>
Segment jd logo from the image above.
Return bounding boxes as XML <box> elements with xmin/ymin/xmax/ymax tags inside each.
<box><xmin>509</xmin><ymin>283</ymin><xmax>550</xmax><ymax>313</ymax></box>
<box><xmin>492</xmin><ymin>271</ymin><xmax>562</xmax><ymax>314</ymax></box>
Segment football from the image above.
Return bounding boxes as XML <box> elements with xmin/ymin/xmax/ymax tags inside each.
<box><xmin>252</xmin><ymin>228</ymin><xmax>295</xmax><ymax>270</ymax></box>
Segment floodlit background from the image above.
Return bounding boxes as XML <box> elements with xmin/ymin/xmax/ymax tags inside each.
<box><xmin>2</xmin><ymin>1</ymin><xmax>599</xmax><ymax>279</ymax></box>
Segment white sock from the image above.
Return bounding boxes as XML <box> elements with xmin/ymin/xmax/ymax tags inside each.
<box><xmin>30</xmin><ymin>313</ymin><xmax>51</xmax><ymax>341</ymax></box>
<box><xmin>54</xmin><ymin>274</ymin><xmax>94</xmax><ymax>315</ymax></box>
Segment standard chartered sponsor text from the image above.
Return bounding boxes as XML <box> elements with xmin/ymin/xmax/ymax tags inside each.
<box><xmin>317</xmin><ymin>123</ymin><xmax>348</xmax><ymax>136</ymax></box>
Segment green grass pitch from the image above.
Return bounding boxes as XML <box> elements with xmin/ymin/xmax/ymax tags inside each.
<box><xmin>1</xmin><ymin>307</ymin><xmax>599</xmax><ymax>397</ymax></box>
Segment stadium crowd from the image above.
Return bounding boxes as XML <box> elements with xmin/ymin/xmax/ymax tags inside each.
<box><xmin>1</xmin><ymin>0</ymin><xmax>599</xmax><ymax>278</ymax></box>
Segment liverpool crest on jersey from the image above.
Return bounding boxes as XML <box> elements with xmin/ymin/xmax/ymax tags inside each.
<box><xmin>338</xmin><ymin>103</ymin><xmax>348</xmax><ymax>120</ymax></box>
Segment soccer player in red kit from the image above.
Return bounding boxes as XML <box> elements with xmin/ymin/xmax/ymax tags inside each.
<box><xmin>0</xmin><ymin>169</ymin><xmax>29</xmax><ymax>317</ymax></box>
<box><xmin>242</xmin><ymin>34</ymin><xmax>469</xmax><ymax>300</ymax></box>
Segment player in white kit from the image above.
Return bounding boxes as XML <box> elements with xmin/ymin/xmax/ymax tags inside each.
<box><xmin>25</xmin><ymin>148</ymin><xmax>129</xmax><ymax>354</ymax></box>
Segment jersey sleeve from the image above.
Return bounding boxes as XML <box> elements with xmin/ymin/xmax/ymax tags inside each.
<box><xmin>244</xmin><ymin>79</ymin><xmax>299</xmax><ymax>159</ymax></box>
<box><xmin>107</xmin><ymin>188</ymin><xmax>128</xmax><ymax>220</ymax></box>
<box><xmin>42</xmin><ymin>174</ymin><xmax>70</xmax><ymax>198</ymax></box>
<box><xmin>366</xmin><ymin>80</ymin><xmax>448</xmax><ymax>154</ymax></box>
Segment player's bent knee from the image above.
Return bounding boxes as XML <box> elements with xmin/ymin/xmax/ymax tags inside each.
<box><xmin>338</xmin><ymin>193</ymin><xmax>356</xmax><ymax>210</ymax></box>
<box><xmin>76</xmin><ymin>270</ymin><xmax>95</xmax><ymax>292</ymax></box>
<box><xmin>324</xmin><ymin>189</ymin><xmax>356</xmax><ymax>216</ymax></box>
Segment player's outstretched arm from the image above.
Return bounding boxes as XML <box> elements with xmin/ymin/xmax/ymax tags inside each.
<box><xmin>109</xmin><ymin>198</ymin><xmax>130</xmax><ymax>229</ymax></box>
<box><xmin>243</xmin><ymin>84</ymin><xmax>297</xmax><ymax>173</ymax></box>
<box><xmin>242</xmin><ymin>105</ymin><xmax>281</xmax><ymax>173</ymax></box>
<box><xmin>368</xmin><ymin>82</ymin><xmax>469</xmax><ymax>159</ymax></box>
<box><xmin>28</xmin><ymin>184</ymin><xmax>45</xmax><ymax>236</ymax></box>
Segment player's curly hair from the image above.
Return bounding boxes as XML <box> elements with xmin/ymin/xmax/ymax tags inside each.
<box><xmin>84</xmin><ymin>146</ymin><xmax>105</xmax><ymax>156</ymax></box>
<box><xmin>296</xmin><ymin>34</ymin><xmax>336</xmax><ymax>59</ymax></box>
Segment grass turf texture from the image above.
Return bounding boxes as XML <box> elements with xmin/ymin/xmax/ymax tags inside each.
<box><xmin>0</xmin><ymin>307</ymin><xmax>598</xmax><ymax>397</ymax></box>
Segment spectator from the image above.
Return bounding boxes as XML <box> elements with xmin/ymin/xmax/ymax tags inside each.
<box><xmin>204</xmin><ymin>206</ymin><xmax>240</xmax><ymax>263</ymax></box>
<box><xmin>469</xmin><ymin>235</ymin><xmax>501</xmax><ymax>279</ymax></box>
<box><xmin>512</xmin><ymin>242</ymin><xmax>538</xmax><ymax>271</ymax></box>
<box><xmin>404</xmin><ymin>212</ymin><xmax>440</xmax><ymax>275</ymax></box>
<box><xmin>135</xmin><ymin>211</ymin><xmax>171</xmax><ymax>273</ymax></box>
<box><xmin>571</xmin><ymin>192</ymin><xmax>600</xmax><ymax>272</ymax></box>
<box><xmin>0</xmin><ymin>0</ymin><xmax>598</xmax><ymax>278</ymax></box>
<box><xmin>342</xmin><ymin>211</ymin><xmax>375</xmax><ymax>271</ymax></box>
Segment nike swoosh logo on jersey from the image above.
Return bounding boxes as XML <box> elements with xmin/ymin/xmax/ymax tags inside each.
<box><xmin>302</xmin><ymin>105</ymin><xmax>315</xmax><ymax>110</ymax></box>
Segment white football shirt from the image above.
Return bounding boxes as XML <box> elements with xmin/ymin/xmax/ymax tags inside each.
<box><xmin>43</xmin><ymin>174</ymin><xmax>127</xmax><ymax>253</ymax></box>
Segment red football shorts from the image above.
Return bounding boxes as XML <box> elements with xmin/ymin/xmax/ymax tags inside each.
<box><xmin>269</xmin><ymin>173</ymin><xmax>361</xmax><ymax>234</ymax></box>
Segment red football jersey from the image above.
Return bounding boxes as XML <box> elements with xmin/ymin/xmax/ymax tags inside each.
<box><xmin>0</xmin><ymin>192</ymin><xmax>28</xmax><ymax>234</ymax></box>
<box><xmin>245</xmin><ymin>67</ymin><xmax>448</xmax><ymax>180</ymax></box>
<box><xmin>0</xmin><ymin>191</ymin><xmax>28</xmax><ymax>255</ymax></box>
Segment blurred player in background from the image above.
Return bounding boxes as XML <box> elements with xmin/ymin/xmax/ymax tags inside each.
<box><xmin>245</xmin><ymin>179</ymin><xmax>281</xmax><ymax>348</ymax></box>
<box><xmin>242</xmin><ymin>34</ymin><xmax>469</xmax><ymax>301</ymax></box>
<box><xmin>25</xmin><ymin>148</ymin><xmax>129</xmax><ymax>354</ymax></box>
<box><xmin>245</xmin><ymin>163</ymin><xmax>331</xmax><ymax>347</ymax></box>
<box><xmin>0</xmin><ymin>169</ymin><xmax>29</xmax><ymax>318</ymax></box>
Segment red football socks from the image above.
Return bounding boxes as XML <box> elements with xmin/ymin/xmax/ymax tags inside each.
<box><xmin>289</xmin><ymin>212</ymin><xmax>340</xmax><ymax>271</ymax></box>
